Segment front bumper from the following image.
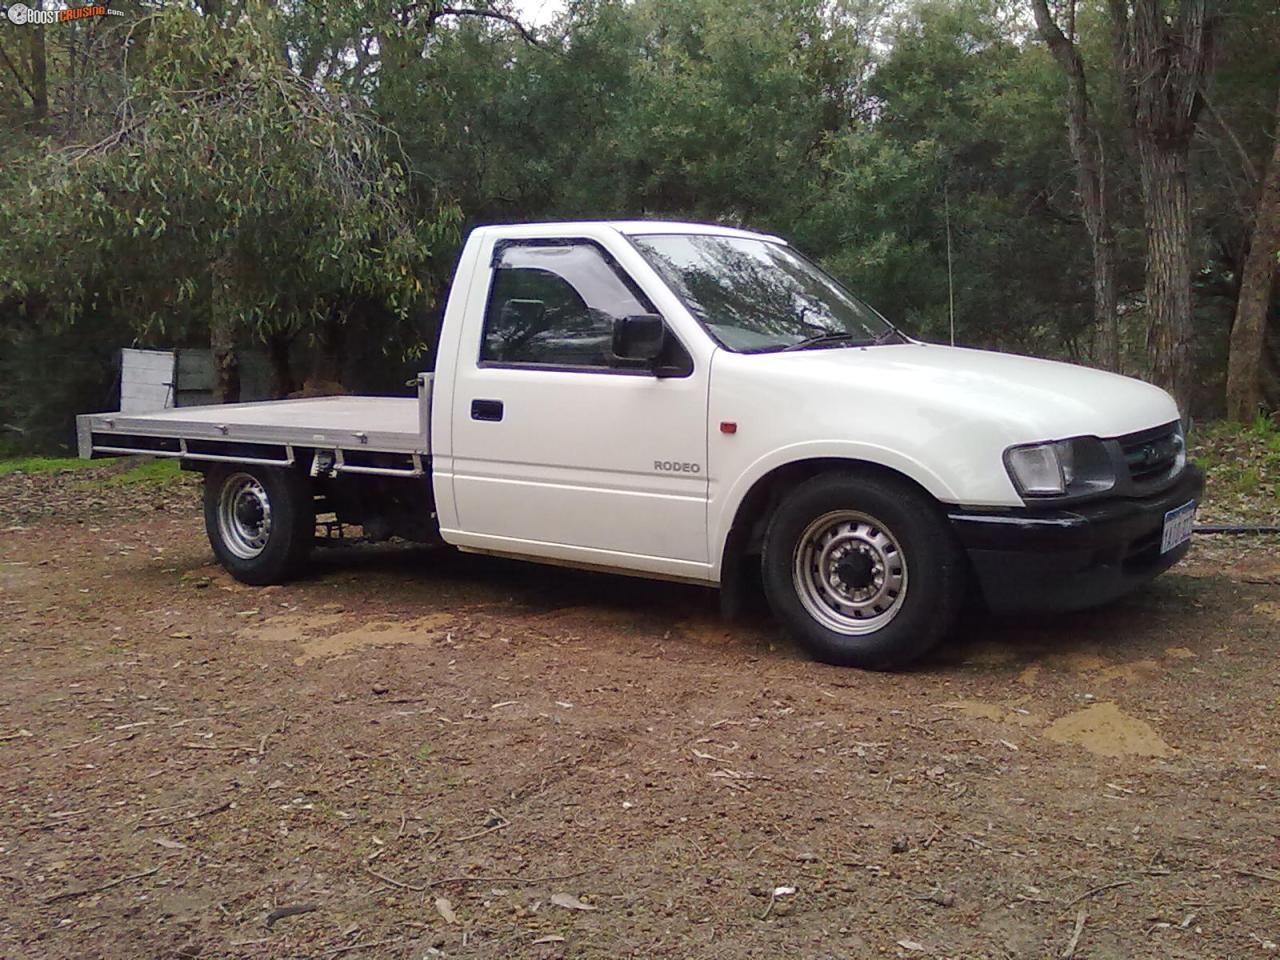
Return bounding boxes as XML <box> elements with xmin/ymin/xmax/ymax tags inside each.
<box><xmin>947</xmin><ymin>465</ymin><xmax>1205</xmax><ymax>614</ymax></box>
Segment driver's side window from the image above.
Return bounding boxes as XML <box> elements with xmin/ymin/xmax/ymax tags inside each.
<box><xmin>481</xmin><ymin>241</ymin><xmax>654</xmax><ymax>369</ymax></box>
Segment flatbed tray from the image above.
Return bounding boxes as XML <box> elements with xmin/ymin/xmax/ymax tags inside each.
<box><xmin>78</xmin><ymin>395</ymin><xmax>428</xmax><ymax>461</ymax></box>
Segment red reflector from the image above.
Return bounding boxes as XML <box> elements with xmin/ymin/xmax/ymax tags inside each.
<box><xmin>720</xmin><ymin>421</ymin><xmax>737</xmax><ymax>434</ymax></box>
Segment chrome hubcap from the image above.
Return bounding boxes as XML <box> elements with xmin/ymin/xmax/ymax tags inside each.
<box><xmin>217</xmin><ymin>473</ymin><xmax>272</xmax><ymax>560</ymax></box>
<box><xmin>793</xmin><ymin>510</ymin><xmax>908</xmax><ymax>635</ymax></box>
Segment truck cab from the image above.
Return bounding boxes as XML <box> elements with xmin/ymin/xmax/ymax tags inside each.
<box><xmin>79</xmin><ymin>220</ymin><xmax>1203</xmax><ymax>669</ymax></box>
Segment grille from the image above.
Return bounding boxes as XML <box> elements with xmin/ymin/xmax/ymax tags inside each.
<box><xmin>1119</xmin><ymin>423</ymin><xmax>1182</xmax><ymax>486</ymax></box>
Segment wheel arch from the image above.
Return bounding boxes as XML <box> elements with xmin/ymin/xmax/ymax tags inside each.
<box><xmin>715</xmin><ymin>449</ymin><xmax>955</xmax><ymax>584</ymax></box>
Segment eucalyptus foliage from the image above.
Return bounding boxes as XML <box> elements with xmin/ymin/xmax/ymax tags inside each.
<box><xmin>0</xmin><ymin>6</ymin><xmax>458</xmax><ymax>350</ymax></box>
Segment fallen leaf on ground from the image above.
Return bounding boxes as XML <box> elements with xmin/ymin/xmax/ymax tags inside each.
<box><xmin>550</xmin><ymin>892</ymin><xmax>597</xmax><ymax>911</ymax></box>
<box><xmin>434</xmin><ymin>897</ymin><xmax>458</xmax><ymax>924</ymax></box>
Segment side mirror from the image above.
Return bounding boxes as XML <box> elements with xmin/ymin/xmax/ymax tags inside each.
<box><xmin>612</xmin><ymin>313</ymin><xmax>666</xmax><ymax>366</ymax></box>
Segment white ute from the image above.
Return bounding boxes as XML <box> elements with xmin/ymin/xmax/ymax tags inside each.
<box><xmin>79</xmin><ymin>221</ymin><xmax>1204</xmax><ymax>669</ymax></box>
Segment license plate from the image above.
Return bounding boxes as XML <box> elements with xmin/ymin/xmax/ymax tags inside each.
<box><xmin>1160</xmin><ymin>500</ymin><xmax>1197</xmax><ymax>554</ymax></box>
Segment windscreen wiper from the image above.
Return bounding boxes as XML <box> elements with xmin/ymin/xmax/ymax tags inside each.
<box><xmin>779</xmin><ymin>331</ymin><xmax>866</xmax><ymax>352</ymax></box>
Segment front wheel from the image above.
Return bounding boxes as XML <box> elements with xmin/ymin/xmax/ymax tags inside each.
<box><xmin>203</xmin><ymin>464</ymin><xmax>315</xmax><ymax>585</ymax></box>
<box><xmin>761</xmin><ymin>471</ymin><xmax>964</xmax><ymax>670</ymax></box>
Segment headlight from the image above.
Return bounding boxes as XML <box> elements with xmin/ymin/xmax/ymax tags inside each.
<box><xmin>1004</xmin><ymin>437</ymin><xmax>1116</xmax><ymax>498</ymax></box>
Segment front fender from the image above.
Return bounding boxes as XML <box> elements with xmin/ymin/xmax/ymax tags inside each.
<box><xmin>709</xmin><ymin>440</ymin><xmax>964</xmax><ymax>579</ymax></box>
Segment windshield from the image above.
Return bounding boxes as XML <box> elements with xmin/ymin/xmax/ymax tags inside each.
<box><xmin>630</xmin><ymin>233</ymin><xmax>900</xmax><ymax>353</ymax></box>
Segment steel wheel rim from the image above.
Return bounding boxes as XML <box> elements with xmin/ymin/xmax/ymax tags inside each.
<box><xmin>217</xmin><ymin>473</ymin><xmax>272</xmax><ymax>560</ymax></box>
<box><xmin>792</xmin><ymin>510</ymin><xmax>908</xmax><ymax>635</ymax></box>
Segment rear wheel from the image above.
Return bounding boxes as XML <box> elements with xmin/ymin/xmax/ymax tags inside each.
<box><xmin>204</xmin><ymin>464</ymin><xmax>314</xmax><ymax>585</ymax></box>
<box><xmin>761</xmin><ymin>471</ymin><xmax>964</xmax><ymax>670</ymax></box>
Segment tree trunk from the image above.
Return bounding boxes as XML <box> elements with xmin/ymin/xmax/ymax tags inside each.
<box><xmin>1225</xmin><ymin>91</ymin><xmax>1280</xmax><ymax>422</ymax></box>
<box><xmin>1030</xmin><ymin>0</ymin><xmax>1120</xmax><ymax>372</ymax></box>
<box><xmin>28</xmin><ymin>0</ymin><xmax>47</xmax><ymax>121</ymax></box>
<box><xmin>265</xmin><ymin>331</ymin><xmax>296</xmax><ymax>399</ymax></box>
<box><xmin>210</xmin><ymin>278</ymin><xmax>240</xmax><ymax>404</ymax></box>
<box><xmin>1092</xmin><ymin>229</ymin><xmax>1120</xmax><ymax>371</ymax></box>
<box><xmin>1108</xmin><ymin>0</ymin><xmax>1213</xmax><ymax>415</ymax></box>
<box><xmin>310</xmin><ymin>308</ymin><xmax>346</xmax><ymax>387</ymax></box>
<box><xmin>1139</xmin><ymin>140</ymin><xmax>1195</xmax><ymax>412</ymax></box>
<box><xmin>1263</xmin><ymin>316</ymin><xmax>1280</xmax><ymax>413</ymax></box>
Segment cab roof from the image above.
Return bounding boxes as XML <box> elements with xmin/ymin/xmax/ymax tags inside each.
<box><xmin>608</xmin><ymin>220</ymin><xmax>785</xmax><ymax>243</ymax></box>
<box><xmin>472</xmin><ymin>220</ymin><xmax>786</xmax><ymax>244</ymax></box>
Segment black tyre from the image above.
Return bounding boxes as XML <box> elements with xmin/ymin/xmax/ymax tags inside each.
<box><xmin>761</xmin><ymin>471</ymin><xmax>965</xmax><ymax>670</ymax></box>
<box><xmin>203</xmin><ymin>464</ymin><xmax>315</xmax><ymax>585</ymax></box>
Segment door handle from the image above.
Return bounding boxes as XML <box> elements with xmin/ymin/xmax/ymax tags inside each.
<box><xmin>470</xmin><ymin>398</ymin><xmax>504</xmax><ymax>422</ymax></box>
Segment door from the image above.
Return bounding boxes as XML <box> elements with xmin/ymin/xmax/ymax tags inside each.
<box><xmin>449</xmin><ymin>238</ymin><xmax>710</xmax><ymax>568</ymax></box>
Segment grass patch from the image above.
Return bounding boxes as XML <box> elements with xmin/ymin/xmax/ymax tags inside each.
<box><xmin>0</xmin><ymin>455</ymin><xmax>186</xmax><ymax>487</ymax></box>
<box><xmin>1247</xmin><ymin>413</ymin><xmax>1279</xmax><ymax>441</ymax></box>
<box><xmin>106</xmin><ymin>457</ymin><xmax>183</xmax><ymax>487</ymax></box>
<box><xmin>1234</xmin><ymin>465</ymin><xmax>1262</xmax><ymax>495</ymax></box>
<box><xmin>1190</xmin><ymin>419</ymin><xmax>1280</xmax><ymax>519</ymax></box>
<box><xmin>0</xmin><ymin>456</ymin><xmax>104</xmax><ymax>477</ymax></box>
<box><xmin>0</xmin><ymin>458</ymin><xmax>185</xmax><ymax>488</ymax></box>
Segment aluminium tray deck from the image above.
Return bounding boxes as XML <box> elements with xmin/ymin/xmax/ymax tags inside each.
<box><xmin>77</xmin><ymin>393</ymin><xmax>431</xmax><ymax>477</ymax></box>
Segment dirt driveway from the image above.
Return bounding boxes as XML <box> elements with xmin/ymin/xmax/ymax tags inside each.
<box><xmin>1</xmin><ymin>472</ymin><xmax>1278</xmax><ymax>959</ymax></box>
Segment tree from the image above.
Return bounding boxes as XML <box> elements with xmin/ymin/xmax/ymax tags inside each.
<box><xmin>28</xmin><ymin>0</ymin><xmax>49</xmax><ymax>121</ymax></box>
<box><xmin>1108</xmin><ymin>0</ymin><xmax>1214</xmax><ymax>413</ymax></box>
<box><xmin>0</xmin><ymin>7</ymin><xmax>459</xmax><ymax>402</ymax></box>
<box><xmin>1030</xmin><ymin>0</ymin><xmax>1119</xmax><ymax>370</ymax></box>
<box><xmin>810</xmin><ymin>0</ymin><xmax>1101</xmax><ymax>356</ymax></box>
<box><xmin>1225</xmin><ymin>83</ymin><xmax>1280</xmax><ymax>421</ymax></box>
